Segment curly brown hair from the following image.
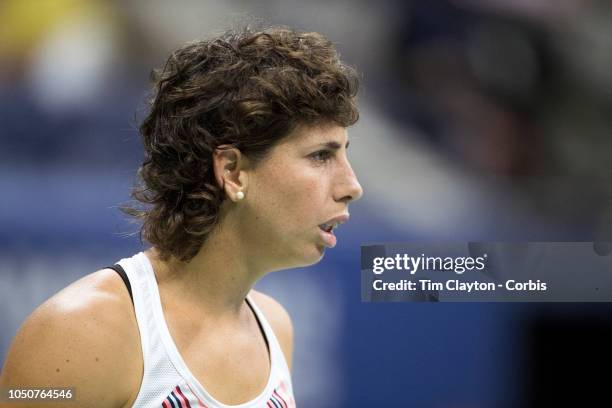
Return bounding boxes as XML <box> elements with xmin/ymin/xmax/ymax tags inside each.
<box><xmin>125</xmin><ymin>26</ymin><xmax>360</xmax><ymax>262</ymax></box>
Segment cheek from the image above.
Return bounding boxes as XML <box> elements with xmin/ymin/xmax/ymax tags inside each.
<box><xmin>254</xmin><ymin>169</ymin><xmax>325</xmax><ymax>228</ymax></box>
<box><xmin>281</xmin><ymin>179</ymin><xmax>321</xmax><ymax>220</ymax></box>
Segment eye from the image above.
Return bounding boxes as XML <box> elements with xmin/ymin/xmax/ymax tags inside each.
<box><xmin>310</xmin><ymin>150</ymin><xmax>333</xmax><ymax>164</ymax></box>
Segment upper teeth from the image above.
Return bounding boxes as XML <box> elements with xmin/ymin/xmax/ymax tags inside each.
<box><xmin>322</xmin><ymin>222</ymin><xmax>339</xmax><ymax>230</ymax></box>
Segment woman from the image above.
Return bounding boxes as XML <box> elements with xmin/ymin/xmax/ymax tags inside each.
<box><xmin>0</xmin><ymin>26</ymin><xmax>363</xmax><ymax>407</ymax></box>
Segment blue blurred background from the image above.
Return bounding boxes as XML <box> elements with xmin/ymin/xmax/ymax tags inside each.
<box><xmin>2</xmin><ymin>1</ymin><xmax>612</xmax><ymax>407</ymax></box>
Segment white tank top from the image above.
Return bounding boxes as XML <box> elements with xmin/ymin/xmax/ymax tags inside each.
<box><xmin>116</xmin><ymin>252</ymin><xmax>296</xmax><ymax>408</ymax></box>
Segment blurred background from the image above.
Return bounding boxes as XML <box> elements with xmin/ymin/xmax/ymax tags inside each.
<box><xmin>1</xmin><ymin>0</ymin><xmax>612</xmax><ymax>406</ymax></box>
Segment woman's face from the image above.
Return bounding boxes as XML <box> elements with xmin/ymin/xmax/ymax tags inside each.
<box><xmin>239</xmin><ymin>123</ymin><xmax>363</xmax><ymax>270</ymax></box>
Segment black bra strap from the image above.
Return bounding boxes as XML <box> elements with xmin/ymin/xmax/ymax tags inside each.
<box><xmin>106</xmin><ymin>264</ymin><xmax>133</xmax><ymax>305</ymax></box>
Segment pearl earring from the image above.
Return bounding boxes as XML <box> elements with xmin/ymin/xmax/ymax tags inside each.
<box><xmin>236</xmin><ymin>191</ymin><xmax>245</xmax><ymax>200</ymax></box>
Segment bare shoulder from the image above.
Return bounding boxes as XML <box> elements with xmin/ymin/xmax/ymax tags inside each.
<box><xmin>249</xmin><ymin>290</ymin><xmax>294</xmax><ymax>370</ymax></box>
<box><xmin>0</xmin><ymin>268</ymin><xmax>142</xmax><ymax>408</ymax></box>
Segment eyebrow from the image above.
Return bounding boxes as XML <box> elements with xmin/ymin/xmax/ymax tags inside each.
<box><xmin>314</xmin><ymin>141</ymin><xmax>350</xmax><ymax>150</ymax></box>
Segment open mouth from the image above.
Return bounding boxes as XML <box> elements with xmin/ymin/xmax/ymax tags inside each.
<box><xmin>318</xmin><ymin>222</ymin><xmax>339</xmax><ymax>233</ymax></box>
<box><xmin>318</xmin><ymin>215</ymin><xmax>348</xmax><ymax>248</ymax></box>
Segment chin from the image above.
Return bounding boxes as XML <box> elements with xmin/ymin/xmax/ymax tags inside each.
<box><xmin>272</xmin><ymin>240</ymin><xmax>326</xmax><ymax>271</ymax></box>
<box><xmin>304</xmin><ymin>245</ymin><xmax>327</xmax><ymax>266</ymax></box>
<box><xmin>287</xmin><ymin>245</ymin><xmax>326</xmax><ymax>269</ymax></box>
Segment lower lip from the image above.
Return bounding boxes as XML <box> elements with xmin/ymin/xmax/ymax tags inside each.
<box><xmin>319</xmin><ymin>227</ymin><xmax>337</xmax><ymax>248</ymax></box>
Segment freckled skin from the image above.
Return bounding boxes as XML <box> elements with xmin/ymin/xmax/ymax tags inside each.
<box><xmin>235</xmin><ymin>123</ymin><xmax>363</xmax><ymax>271</ymax></box>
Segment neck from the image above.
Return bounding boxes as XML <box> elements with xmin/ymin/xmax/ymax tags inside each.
<box><xmin>145</xmin><ymin>215</ymin><xmax>266</xmax><ymax>320</ymax></box>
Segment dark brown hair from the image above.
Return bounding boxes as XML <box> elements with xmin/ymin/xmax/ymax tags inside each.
<box><xmin>125</xmin><ymin>26</ymin><xmax>360</xmax><ymax>261</ymax></box>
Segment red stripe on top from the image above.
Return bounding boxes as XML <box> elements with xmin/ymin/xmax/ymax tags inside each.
<box><xmin>267</xmin><ymin>402</ymin><xmax>275</xmax><ymax>408</ymax></box>
<box><xmin>162</xmin><ymin>400</ymin><xmax>171</xmax><ymax>408</ymax></box>
<box><xmin>185</xmin><ymin>382</ymin><xmax>208</xmax><ymax>408</ymax></box>
<box><xmin>175</xmin><ymin>386</ymin><xmax>192</xmax><ymax>408</ymax></box>
<box><xmin>274</xmin><ymin>390</ymin><xmax>288</xmax><ymax>408</ymax></box>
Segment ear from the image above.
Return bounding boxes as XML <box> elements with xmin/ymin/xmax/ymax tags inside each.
<box><xmin>213</xmin><ymin>145</ymin><xmax>250</xmax><ymax>202</ymax></box>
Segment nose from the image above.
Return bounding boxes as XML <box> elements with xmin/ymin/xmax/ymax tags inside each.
<box><xmin>336</xmin><ymin>157</ymin><xmax>363</xmax><ymax>203</ymax></box>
